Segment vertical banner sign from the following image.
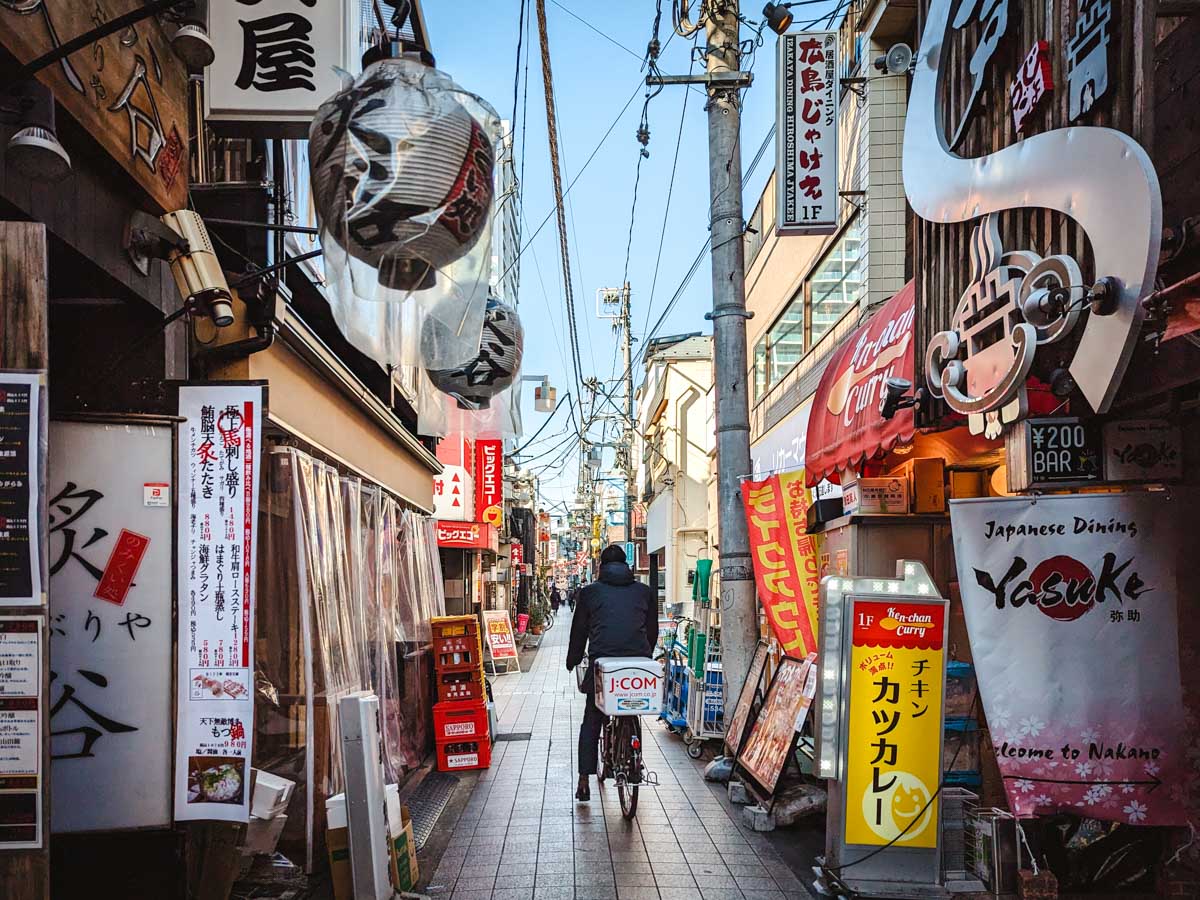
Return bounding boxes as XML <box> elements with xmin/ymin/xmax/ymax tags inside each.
<box><xmin>845</xmin><ymin>600</ymin><xmax>946</xmax><ymax>848</ymax></box>
<box><xmin>741</xmin><ymin>474</ymin><xmax>821</xmax><ymax>657</ymax></box>
<box><xmin>776</xmin><ymin>30</ymin><xmax>839</xmax><ymax>236</ymax></box>
<box><xmin>950</xmin><ymin>493</ymin><xmax>1190</xmax><ymax>825</ymax></box>
<box><xmin>176</xmin><ymin>386</ymin><xmax>263</xmax><ymax>823</ymax></box>
<box><xmin>0</xmin><ymin>617</ymin><xmax>42</xmax><ymax>848</ymax></box>
<box><xmin>475</xmin><ymin>440</ymin><xmax>504</xmax><ymax>531</ymax></box>
<box><xmin>482</xmin><ymin>610</ymin><xmax>519</xmax><ymax>663</ymax></box>
<box><xmin>48</xmin><ymin>421</ymin><xmax>175</xmax><ymax>832</ymax></box>
<box><xmin>206</xmin><ymin>0</ymin><xmax>355</xmax><ymax>133</ymax></box>
<box><xmin>0</xmin><ymin>373</ymin><xmax>42</xmax><ymax>606</ymax></box>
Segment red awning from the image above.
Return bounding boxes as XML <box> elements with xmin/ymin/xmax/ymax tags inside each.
<box><xmin>805</xmin><ymin>282</ymin><xmax>917</xmax><ymax>486</ymax></box>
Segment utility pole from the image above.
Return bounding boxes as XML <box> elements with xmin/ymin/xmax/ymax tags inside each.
<box><xmin>644</xmin><ymin>1</ymin><xmax>756</xmax><ymax>694</ymax></box>
<box><xmin>621</xmin><ymin>282</ymin><xmax>636</xmax><ymax>553</ymax></box>
<box><xmin>703</xmin><ymin>0</ymin><xmax>757</xmax><ymax>698</ymax></box>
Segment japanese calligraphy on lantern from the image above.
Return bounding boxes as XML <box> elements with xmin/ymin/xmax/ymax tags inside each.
<box><xmin>0</xmin><ymin>373</ymin><xmax>42</xmax><ymax>607</ymax></box>
<box><xmin>742</xmin><ymin>472</ymin><xmax>822</xmax><ymax>658</ymax></box>
<box><xmin>176</xmin><ymin>385</ymin><xmax>263</xmax><ymax>823</ymax></box>
<box><xmin>0</xmin><ymin>3</ymin><xmax>189</xmax><ymax>211</ymax></box>
<box><xmin>206</xmin><ymin>0</ymin><xmax>357</xmax><ymax>134</ymax></box>
<box><xmin>47</xmin><ymin>420</ymin><xmax>175</xmax><ymax>832</ymax></box>
<box><xmin>845</xmin><ymin>599</ymin><xmax>946</xmax><ymax>848</ymax></box>
<box><xmin>1010</xmin><ymin>40</ymin><xmax>1054</xmax><ymax>133</ymax></box>
<box><xmin>0</xmin><ymin>617</ymin><xmax>42</xmax><ymax>849</ymax></box>
<box><xmin>776</xmin><ymin>30</ymin><xmax>838</xmax><ymax>235</ymax></box>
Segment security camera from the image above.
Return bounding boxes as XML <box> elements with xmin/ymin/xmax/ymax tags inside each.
<box><xmin>879</xmin><ymin>376</ymin><xmax>923</xmax><ymax>420</ymax></box>
<box><xmin>126</xmin><ymin>210</ymin><xmax>234</xmax><ymax>328</ymax></box>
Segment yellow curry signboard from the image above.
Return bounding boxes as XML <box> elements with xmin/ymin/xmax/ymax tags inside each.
<box><xmin>844</xmin><ymin>599</ymin><xmax>946</xmax><ymax>848</ymax></box>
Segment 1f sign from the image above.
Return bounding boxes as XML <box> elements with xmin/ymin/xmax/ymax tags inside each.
<box><xmin>776</xmin><ymin>31</ymin><xmax>839</xmax><ymax>236</ymax></box>
<box><xmin>206</xmin><ymin>0</ymin><xmax>357</xmax><ymax>135</ymax></box>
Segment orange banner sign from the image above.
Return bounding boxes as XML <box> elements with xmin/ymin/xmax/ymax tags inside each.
<box><xmin>741</xmin><ymin>472</ymin><xmax>822</xmax><ymax>658</ymax></box>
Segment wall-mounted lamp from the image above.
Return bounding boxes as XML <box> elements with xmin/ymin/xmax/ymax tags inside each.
<box><xmin>2</xmin><ymin>81</ymin><xmax>71</xmax><ymax>183</ymax></box>
<box><xmin>761</xmin><ymin>2</ymin><xmax>794</xmax><ymax>34</ymax></box>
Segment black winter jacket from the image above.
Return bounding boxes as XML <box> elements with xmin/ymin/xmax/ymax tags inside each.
<box><xmin>566</xmin><ymin>562</ymin><xmax>658</xmax><ymax>678</ymax></box>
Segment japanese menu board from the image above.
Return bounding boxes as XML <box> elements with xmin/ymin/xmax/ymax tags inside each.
<box><xmin>0</xmin><ymin>373</ymin><xmax>42</xmax><ymax>607</ymax></box>
<box><xmin>483</xmin><ymin>610</ymin><xmax>519</xmax><ymax>665</ymax></box>
<box><xmin>776</xmin><ymin>30</ymin><xmax>839</xmax><ymax>236</ymax></box>
<box><xmin>844</xmin><ymin>600</ymin><xmax>946</xmax><ymax>848</ymax></box>
<box><xmin>175</xmin><ymin>385</ymin><xmax>263</xmax><ymax>822</ymax></box>
<box><xmin>0</xmin><ymin>617</ymin><xmax>42</xmax><ymax>849</ymax></box>
<box><xmin>736</xmin><ymin>653</ymin><xmax>817</xmax><ymax>796</ymax></box>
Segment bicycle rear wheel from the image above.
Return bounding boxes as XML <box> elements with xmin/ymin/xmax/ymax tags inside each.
<box><xmin>616</xmin><ymin>718</ymin><xmax>640</xmax><ymax>820</ymax></box>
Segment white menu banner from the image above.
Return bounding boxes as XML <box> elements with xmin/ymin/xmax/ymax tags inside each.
<box><xmin>175</xmin><ymin>385</ymin><xmax>263</xmax><ymax>822</ymax></box>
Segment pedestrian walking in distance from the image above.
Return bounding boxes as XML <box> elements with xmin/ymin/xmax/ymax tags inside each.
<box><xmin>565</xmin><ymin>544</ymin><xmax>657</xmax><ymax>801</ymax></box>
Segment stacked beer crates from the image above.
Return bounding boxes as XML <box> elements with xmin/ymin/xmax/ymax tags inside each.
<box><xmin>430</xmin><ymin>615</ymin><xmax>492</xmax><ymax>771</ymax></box>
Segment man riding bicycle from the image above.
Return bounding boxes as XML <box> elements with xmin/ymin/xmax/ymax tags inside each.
<box><xmin>566</xmin><ymin>544</ymin><xmax>658</xmax><ymax>801</ymax></box>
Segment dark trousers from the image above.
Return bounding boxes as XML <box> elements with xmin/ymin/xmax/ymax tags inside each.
<box><xmin>578</xmin><ymin>688</ymin><xmax>607</xmax><ymax>776</ymax></box>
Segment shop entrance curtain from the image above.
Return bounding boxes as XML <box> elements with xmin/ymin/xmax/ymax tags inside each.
<box><xmin>255</xmin><ymin>446</ymin><xmax>445</xmax><ymax>871</ymax></box>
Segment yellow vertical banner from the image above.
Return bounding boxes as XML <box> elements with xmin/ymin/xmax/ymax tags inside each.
<box><xmin>776</xmin><ymin>470</ymin><xmax>822</xmax><ymax>658</ymax></box>
<box><xmin>844</xmin><ymin>600</ymin><xmax>946</xmax><ymax>848</ymax></box>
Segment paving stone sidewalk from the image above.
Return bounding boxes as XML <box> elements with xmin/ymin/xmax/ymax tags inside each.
<box><xmin>425</xmin><ymin>609</ymin><xmax>814</xmax><ymax>900</ymax></box>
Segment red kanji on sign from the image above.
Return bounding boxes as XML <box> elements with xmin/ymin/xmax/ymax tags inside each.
<box><xmin>94</xmin><ymin>529</ymin><xmax>151</xmax><ymax>606</ymax></box>
<box><xmin>1010</xmin><ymin>40</ymin><xmax>1054</xmax><ymax>133</ymax></box>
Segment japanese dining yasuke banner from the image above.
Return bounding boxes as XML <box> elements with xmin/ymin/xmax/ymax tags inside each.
<box><xmin>950</xmin><ymin>493</ymin><xmax>1190</xmax><ymax>825</ymax></box>
<box><xmin>741</xmin><ymin>471</ymin><xmax>821</xmax><ymax>658</ymax></box>
<box><xmin>845</xmin><ymin>599</ymin><xmax>946</xmax><ymax>848</ymax></box>
<box><xmin>175</xmin><ymin>385</ymin><xmax>263</xmax><ymax>822</ymax></box>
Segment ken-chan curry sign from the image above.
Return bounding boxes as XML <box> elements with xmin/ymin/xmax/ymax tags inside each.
<box><xmin>950</xmin><ymin>492</ymin><xmax>1191</xmax><ymax>825</ymax></box>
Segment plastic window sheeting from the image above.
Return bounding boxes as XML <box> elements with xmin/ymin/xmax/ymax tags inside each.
<box><xmin>254</xmin><ymin>448</ymin><xmax>315</xmax><ymax>870</ymax></box>
<box><xmin>259</xmin><ymin>446</ymin><xmax>449</xmax><ymax>854</ymax></box>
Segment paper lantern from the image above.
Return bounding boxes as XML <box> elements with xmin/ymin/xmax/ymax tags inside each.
<box><xmin>308</xmin><ymin>52</ymin><xmax>495</xmax><ymax>292</ymax></box>
<box><xmin>424</xmin><ymin>298</ymin><xmax>524</xmax><ymax>409</ymax></box>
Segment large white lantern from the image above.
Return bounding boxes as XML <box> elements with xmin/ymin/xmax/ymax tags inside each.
<box><xmin>423</xmin><ymin>297</ymin><xmax>524</xmax><ymax>409</ymax></box>
<box><xmin>309</xmin><ymin>46</ymin><xmax>495</xmax><ymax>293</ymax></box>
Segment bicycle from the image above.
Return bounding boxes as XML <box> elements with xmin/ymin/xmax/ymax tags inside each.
<box><xmin>598</xmin><ymin>713</ymin><xmax>645</xmax><ymax>819</ymax></box>
<box><xmin>592</xmin><ymin>657</ymin><xmax>663</xmax><ymax>820</ymax></box>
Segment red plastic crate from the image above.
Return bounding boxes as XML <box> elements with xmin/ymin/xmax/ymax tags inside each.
<box><xmin>433</xmin><ymin>698</ymin><xmax>489</xmax><ymax>743</ymax></box>
<box><xmin>433</xmin><ymin>636</ymin><xmax>482</xmax><ymax>673</ymax></box>
<box><xmin>436</xmin><ymin>737</ymin><xmax>492</xmax><ymax>772</ymax></box>
<box><xmin>435</xmin><ymin>668</ymin><xmax>484</xmax><ymax>703</ymax></box>
<box><xmin>431</xmin><ymin>616</ymin><xmax>479</xmax><ymax>640</ymax></box>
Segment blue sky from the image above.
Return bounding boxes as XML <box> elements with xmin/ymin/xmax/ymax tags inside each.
<box><xmin>422</xmin><ymin>1</ymin><xmax>840</xmax><ymax>512</ymax></box>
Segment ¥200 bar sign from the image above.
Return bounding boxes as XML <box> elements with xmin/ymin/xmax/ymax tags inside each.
<box><xmin>1006</xmin><ymin>417</ymin><xmax>1102</xmax><ymax>492</ymax></box>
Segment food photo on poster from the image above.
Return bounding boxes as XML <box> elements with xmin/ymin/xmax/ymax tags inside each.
<box><xmin>950</xmin><ymin>491</ymin><xmax>1192</xmax><ymax>826</ymax></box>
<box><xmin>736</xmin><ymin>653</ymin><xmax>817</xmax><ymax>798</ymax></box>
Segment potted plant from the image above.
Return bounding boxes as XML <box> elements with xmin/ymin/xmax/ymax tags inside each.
<box><xmin>528</xmin><ymin>605</ymin><xmax>546</xmax><ymax>635</ymax></box>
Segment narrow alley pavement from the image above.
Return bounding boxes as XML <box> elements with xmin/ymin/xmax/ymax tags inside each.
<box><xmin>424</xmin><ymin>609</ymin><xmax>815</xmax><ymax>900</ymax></box>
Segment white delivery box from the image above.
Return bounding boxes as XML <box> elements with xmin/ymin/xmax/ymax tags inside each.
<box><xmin>594</xmin><ymin>657</ymin><xmax>664</xmax><ymax>716</ymax></box>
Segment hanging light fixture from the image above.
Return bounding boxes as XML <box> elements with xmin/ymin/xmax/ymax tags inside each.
<box><xmin>308</xmin><ymin>41</ymin><xmax>496</xmax><ymax>294</ymax></box>
<box><xmin>422</xmin><ymin>296</ymin><xmax>524</xmax><ymax>409</ymax></box>
<box><xmin>5</xmin><ymin>81</ymin><xmax>71</xmax><ymax>183</ymax></box>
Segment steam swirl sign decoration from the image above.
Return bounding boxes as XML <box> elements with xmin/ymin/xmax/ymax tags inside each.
<box><xmin>905</xmin><ymin>0</ymin><xmax>1162</xmax><ymax>425</ymax></box>
<box><xmin>950</xmin><ymin>492</ymin><xmax>1190</xmax><ymax>824</ymax></box>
